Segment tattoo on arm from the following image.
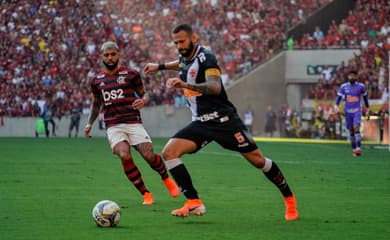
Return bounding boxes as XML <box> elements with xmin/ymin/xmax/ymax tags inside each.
<box><xmin>186</xmin><ymin>75</ymin><xmax>221</xmax><ymax>95</ymax></box>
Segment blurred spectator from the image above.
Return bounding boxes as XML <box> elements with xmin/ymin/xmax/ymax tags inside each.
<box><xmin>264</xmin><ymin>105</ymin><xmax>277</xmax><ymax>137</ymax></box>
<box><xmin>41</xmin><ymin>100</ymin><xmax>56</xmax><ymax>137</ymax></box>
<box><xmin>243</xmin><ymin>106</ymin><xmax>255</xmax><ymax>135</ymax></box>
<box><xmin>277</xmin><ymin>104</ymin><xmax>289</xmax><ymax>137</ymax></box>
<box><xmin>312</xmin><ymin>26</ymin><xmax>325</xmax><ymax>42</ymax></box>
<box><xmin>68</xmin><ymin>101</ymin><xmax>82</xmax><ymax>138</ymax></box>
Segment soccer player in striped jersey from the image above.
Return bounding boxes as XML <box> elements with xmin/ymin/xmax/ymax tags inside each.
<box><xmin>335</xmin><ymin>70</ymin><xmax>371</xmax><ymax>156</ymax></box>
<box><xmin>143</xmin><ymin>24</ymin><xmax>298</xmax><ymax>220</ymax></box>
<box><xmin>84</xmin><ymin>41</ymin><xmax>179</xmax><ymax>205</ymax></box>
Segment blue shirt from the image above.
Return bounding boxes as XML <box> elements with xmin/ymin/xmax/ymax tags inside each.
<box><xmin>336</xmin><ymin>82</ymin><xmax>369</xmax><ymax>113</ymax></box>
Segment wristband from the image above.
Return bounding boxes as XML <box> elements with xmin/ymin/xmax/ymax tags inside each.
<box><xmin>158</xmin><ymin>63</ymin><xmax>165</xmax><ymax>70</ymax></box>
<box><xmin>141</xmin><ymin>98</ymin><xmax>147</xmax><ymax>105</ymax></box>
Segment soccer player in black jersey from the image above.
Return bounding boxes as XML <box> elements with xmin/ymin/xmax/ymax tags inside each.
<box><xmin>143</xmin><ymin>24</ymin><xmax>298</xmax><ymax>220</ymax></box>
<box><xmin>84</xmin><ymin>41</ymin><xmax>179</xmax><ymax>205</ymax></box>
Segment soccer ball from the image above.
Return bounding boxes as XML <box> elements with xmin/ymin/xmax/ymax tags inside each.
<box><xmin>92</xmin><ymin>200</ymin><xmax>121</xmax><ymax>227</ymax></box>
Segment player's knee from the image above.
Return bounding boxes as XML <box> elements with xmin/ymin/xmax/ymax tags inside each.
<box><xmin>114</xmin><ymin>145</ymin><xmax>131</xmax><ymax>160</ymax></box>
<box><xmin>162</xmin><ymin>148</ymin><xmax>177</xmax><ymax>161</ymax></box>
<box><xmin>116</xmin><ymin>150</ymin><xmax>130</xmax><ymax>160</ymax></box>
<box><xmin>242</xmin><ymin>150</ymin><xmax>266</xmax><ymax>168</ymax></box>
<box><xmin>141</xmin><ymin>152</ymin><xmax>155</xmax><ymax>163</ymax></box>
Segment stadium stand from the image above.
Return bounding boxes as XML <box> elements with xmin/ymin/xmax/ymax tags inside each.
<box><xmin>1</xmin><ymin>0</ymin><xmax>331</xmax><ymax>118</ymax></box>
<box><xmin>289</xmin><ymin>0</ymin><xmax>389</xmax><ymax>139</ymax></box>
<box><xmin>1</xmin><ymin>0</ymin><xmax>388</xmax><ymax>141</ymax></box>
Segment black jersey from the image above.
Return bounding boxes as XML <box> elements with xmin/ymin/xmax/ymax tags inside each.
<box><xmin>178</xmin><ymin>45</ymin><xmax>237</xmax><ymax>123</ymax></box>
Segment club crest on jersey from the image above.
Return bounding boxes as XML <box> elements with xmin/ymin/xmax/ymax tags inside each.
<box><xmin>117</xmin><ymin>76</ymin><xmax>126</xmax><ymax>84</ymax></box>
<box><xmin>189</xmin><ymin>68</ymin><xmax>197</xmax><ymax>78</ymax></box>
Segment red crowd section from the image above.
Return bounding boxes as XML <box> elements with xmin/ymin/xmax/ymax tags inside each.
<box><xmin>1</xmin><ymin>0</ymin><xmax>388</xmax><ymax>120</ymax></box>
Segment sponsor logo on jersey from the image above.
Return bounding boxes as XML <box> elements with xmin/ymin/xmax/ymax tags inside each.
<box><xmin>238</xmin><ymin>142</ymin><xmax>249</xmax><ymax>148</ymax></box>
<box><xmin>118</xmin><ymin>70</ymin><xmax>128</xmax><ymax>75</ymax></box>
<box><xmin>96</xmin><ymin>74</ymin><xmax>105</xmax><ymax>79</ymax></box>
<box><xmin>196</xmin><ymin>111</ymin><xmax>219</xmax><ymax>122</ymax></box>
<box><xmin>117</xmin><ymin>76</ymin><xmax>126</xmax><ymax>84</ymax></box>
<box><xmin>101</xmin><ymin>88</ymin><xmax>125</xmax><ymax>104</ymax></box>
<box><xmin>183</xmin><ymin>89</ymin><xmax>202</xmax><ymax>98</ymax></box>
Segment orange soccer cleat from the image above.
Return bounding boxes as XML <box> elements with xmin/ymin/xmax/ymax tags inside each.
<box><xmin>284</xmin><ymin>193</ymin><xmax>299</xmax><ymax>221</ymax></box>
<box><xmin>163</xmin><ymin>177</ymin><xmax>180</xmax><ymax>198</ymax></box>
<box><xmin>171</xmin><ymin>199</ymin><xmax>206</xmax><ymax>217</ymax></box>
<box><xmin>142</xmin><ymin>192</ymin><xmax>154</xmax><ymax>205</ymax></box>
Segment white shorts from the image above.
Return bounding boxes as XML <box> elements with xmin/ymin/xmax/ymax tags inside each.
<box><xmin>106</xmin><ymin>123</ymin><xmax>152</xmax><ymax>149</ymax></box>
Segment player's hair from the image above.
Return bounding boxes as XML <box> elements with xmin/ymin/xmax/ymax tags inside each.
<box><xmin>348</xmin><ymin>70</ymin><xmax>358</xmax><ymax>75</ymax></box>
<box><xmin>172</xmin><ymin>24</ymin><xmax>193</xmax><ymax>35</ymax></box>
<box><xmin>101</xmin><ymin>41</ymin><xmax>119</xmax><ymax>52</ymax></box>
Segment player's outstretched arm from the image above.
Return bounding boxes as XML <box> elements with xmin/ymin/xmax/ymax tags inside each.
<box><xmin>143</xmin><ymin>60</ymin><xmax>180</xmax><ymax>75</ymax></box>
<box><xmin>84</xmin><ymin>95</ymin><xmax>102</xmax><ymax>138</ymax></box>
<box><xmin>166</xmin><ymin>75</ymin><xmax>221</xmax><ymax>95</ymax></box>
<box><xmin>142</xmin><ymin>63</ymin><xmax>159</xmax><ymax>75</ymax></box>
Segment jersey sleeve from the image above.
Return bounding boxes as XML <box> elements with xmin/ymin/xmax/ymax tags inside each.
<box><xmin>130</xmin><ymin>70</ymin><xmax>144</xmax><ymax>97</ymax></box>
<box><xmin>201</xmin><ymin>49</ymin><xmax>220</xmax><ymax>70</ymax></box>
<box><xmin>90</xmin><ymin>78</ymin><xmax>100</xmax><ymax>98</ymax></box>
<box><xmin>336</xmin><ymin>85</ymin><xmax>344</xmax><ymax>97</ymax></box>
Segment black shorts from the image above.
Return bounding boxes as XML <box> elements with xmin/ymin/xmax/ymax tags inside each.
<box><xmin>172</xmin><ymin>114</ymin><xmax>258</xmax><ymax>153</ymax></box>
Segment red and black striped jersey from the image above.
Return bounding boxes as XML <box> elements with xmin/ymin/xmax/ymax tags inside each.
<box><xmin>91</xmin><ymin>67</ymin><xmax>144</xmax><ymax>128</ymax></box>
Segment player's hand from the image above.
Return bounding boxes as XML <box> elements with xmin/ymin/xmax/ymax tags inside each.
<box><xmin>334</xmin><ymin>105</ymin><xmax>339</xmax><ymax>113</ymax></box>
<box><xmin>84</xmin><ymin>124</ymin><xmax>92</xmax><ymax>138</ymax></box>
<box><xmin>166</xmin><ymin>77</ymin><xmax>185</xmax><ymax>88</ymax></box>
<box><xmin>142</xmin><ymin>63</ymin><xmax>159</xmax><ymax>75</ymax></box>
<box><xmin>365</xmin><ymin>110</ymin><xmax>371</xmax><ymax>121</ymax></box>
<box><xmin>132</xmin><ymin>98</ymin><xmax>146</xmax><ymax>110</ymax></box>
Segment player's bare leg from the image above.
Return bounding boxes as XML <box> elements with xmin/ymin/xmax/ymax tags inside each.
<box><xmin>114</xmin><ymin>141</ymin><xmax>153</xmax><ymax>205</ymax></box>
<box><xmin>135</xmin><ymin>142</ymin><xmax>179</xmax><ymax>197</ymax></box>
<box><xmin>163</xmin><ymin>138</ymin><xmax>206</xmax><ymax>217</ymax></box>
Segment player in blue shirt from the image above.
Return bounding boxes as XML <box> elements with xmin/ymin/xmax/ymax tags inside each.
<box><xmin>335</xmin><ymin>70</ymin><xmax>370</xmax><ymax>156</ymax></box>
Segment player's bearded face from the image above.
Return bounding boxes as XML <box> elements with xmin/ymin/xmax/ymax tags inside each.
<box><xmin>178</xmin><ymin>41</ymin><xmax>195</xmax><ymax>58</ymax></box>
<box><xmin>102</xmin><ymin>50</ymin><xmax>119</xmax><ymax>71</ymax></box>
<box><xmin>103</xmin><ymin>58</ymin><xmax>119</xmax><ymax>71</ymax></box>
<box><xmin>348</xmin><ymin>75</ymin><xmax>357</xmax><ymax>84</ymax></box>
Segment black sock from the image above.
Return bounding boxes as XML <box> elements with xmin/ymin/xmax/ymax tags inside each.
<box><xmin>263</xmin><ymin>161</ymin><xmax>293</xmax><ymax>198</ymax></box>
<box><xmin>169</xmin><ymin>164</ymin><xmax>199</xmax><ymax>199</ymax></box>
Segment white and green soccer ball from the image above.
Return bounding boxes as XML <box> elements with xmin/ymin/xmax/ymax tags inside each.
<box><xmin>92</xmin><ymin>200</ymin><xmax>121</xmax><ymax>227</ymax></box>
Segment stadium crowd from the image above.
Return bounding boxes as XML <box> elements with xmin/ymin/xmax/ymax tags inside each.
<box><xmin>283</xmin><ymin>0</ymin><xmax>389</xmax><ymax>140</ymax></box>
<box><xmin>299</xmin><ymin>0</ymin><xmax>389</xmax><ymax>102</ymax></box>
<box><xmin>0</xmin><ymin>0</ymin><xmax>389</xmax><ymax>140</ymax></box>
<box><xmin>1</xmin><ymin>0</ymin><xmax>331</xmax><ymax>119</ymax></box>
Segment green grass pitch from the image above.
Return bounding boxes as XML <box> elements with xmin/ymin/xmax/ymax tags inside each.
<box><xmin>1</xmin><ymin>137</ymin><xmax>389</xmax><ymax>240</ymax></box>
